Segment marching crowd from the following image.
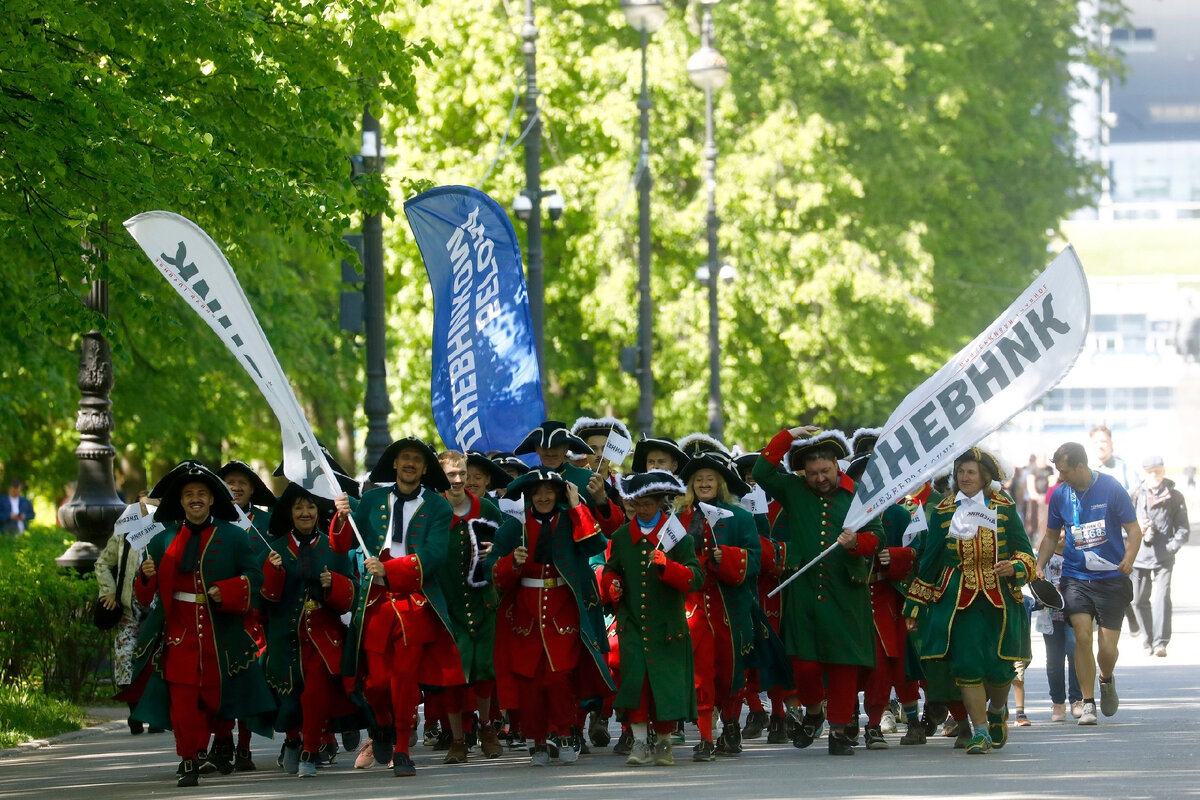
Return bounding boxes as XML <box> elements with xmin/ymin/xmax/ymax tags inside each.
<box><xmin>101</xmin><ymin>415</ymin><xmax>1155</xmax><ymax>787</ymax></box>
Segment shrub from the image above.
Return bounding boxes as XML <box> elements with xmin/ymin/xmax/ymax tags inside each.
<box><xmin>0</xmin><ymin>683</ymin><xmax>88</xmax><ymax>749</ymax></box>
<box><xmin>0</xmin><ymin>528</ymin><xmax>113</xmax><ymax>702</ymax></box>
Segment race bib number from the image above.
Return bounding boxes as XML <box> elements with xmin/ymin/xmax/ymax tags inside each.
<box><xmin>1069</xmin><ymin>519</ymin><xmax>1107</xmax><ymax>551</ymax></box>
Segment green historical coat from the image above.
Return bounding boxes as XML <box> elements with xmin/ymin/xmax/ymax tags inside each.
<box><xmin>440</xmin><ymin>493</ymin><xmax>506</xmax><ymax>682</ymax></box>
<box><xmin>753</xmin><ymin>433</ymin><xmax>883</xmax><ymax>667</ymax></box>
<box><xmin>603</xmin><ymin>516</ymin><xmax>704</xmax><ymax>721</ymax></box>
<box><xmin>903</xmin><ymin>490</ymin><xmax>1034</xmax><ymax>665</ymax></box>
<box><xmin>126</xmin><ymin>520</ymin><xmax>276</xmax><ymax>734</ymax></box>
<box><xmin>335</xmin><ymin>486</ymin><xmax>457</xmax><ymax>682</ymax></box>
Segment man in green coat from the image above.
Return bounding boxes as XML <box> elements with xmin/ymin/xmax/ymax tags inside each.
<box><xmin>601</xmin><ymin>470</ymin><xmax>703</xmax><ymax>766</ymax></box>
<box><xmin>753</xmin><ymin>427</ymin><xmax>883</xmax><ymax>756</ymax></box>
<box><xmin>330</xmin><ymin>437</ymin><xmax>463</xmax><ymax>778</ymax></box>
<box><xmin>125</xmin><ymin>461</ymin><xmax>276</xmax><ymax>787</ymax></box>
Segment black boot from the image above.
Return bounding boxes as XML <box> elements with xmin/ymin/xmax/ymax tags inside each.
<box><xmin>742</xmin><ymin>710</ymin><xmax>768</xmax><ymax>740</ymax></box>
<box><xmin>234</xmin><ymin>747</ymin><xmax>255</xmax><ymax>771</ymax></box>
<box><xmin>922</xmin><ymin>702</ymin><xmax>947</xmax><ymax>736</ymax></box>
<box><xmin>828</xmin><ymin>730</ymin><xmax>855</xmax><ymax>756</ymax></box>
<box><xmin>766</xmin><ymin>716</ymin><xmax>788</xmax><ymax>744</ymax></box>
<box><xmin>208</xmin><ymin>739</ymin><xmax>235</xmax><ymax>775</ymax></box>
<box><xmin>177</xmin><ymin>757</ymin><xmax>199</xmax><ymax>788</ymax></box>
<box><xmin>720</xmin><ymin>722</ymin><xmax>742</xmax><ymax>755</ymax></box>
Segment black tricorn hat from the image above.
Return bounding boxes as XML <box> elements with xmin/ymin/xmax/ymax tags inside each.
<box><xmin>571</xmin><ymin>416</ymin><xmax>632</xmax><ymax>443</ymax></box>
<box><xmin>514</xmin><ymin>420</ymin><xmax>593</xmax><ymax>456</ymax></box>
<box><xmin>678</xmin><ymin>432</ymin><xmax>731</xmax><ymax>458</ymax></box>
<box><xmin>631</xmin><ymin>435</ymin><xmax>690</xmax><ymax>474</ymax></box>
<box><xmin>503</xmin><ymin>467</ymin><xmax>568</xmax><ymax>503</ymax></box>
<box><xmin>733</xmin><ymin>452</ymin><xmax>780</xmax><ymax>501</ymax></box>
<box><xmin>1028</xmin><ymin>578</ymin><xmax>1065</xmax><ymax>611</ymax></box>
<box><xmin>619</xmin><ymin>470</ymin><xmax>687</xmax><ymax>500</ymax></box>
<box><xmin>844</xmin><ymin>453</ymin><xmax>871</xmax><ymax>482</ymax></box>
<box><xmin>465</xmin><ymin>450</ymin><xmax>513</xmax><ymax>490</ymax></box>
<box><xmin>785</xmin><ymin>430</ymin><xmax>851</xmax><ymax>473</ymax></box>
<box><xmin>152</xmin><ymin>461</ymin><xmax>239</xmax><ymax>523</ymax></box>
<box><xmin>491</xmin><ymin>452</ymin><xmax>531</xmax><ymax>477</ymax></box>
<box><xmin>218</xmin><ymin>460</ymin><xmax>277</xmax><ymax>508</ymax></box>
<box><xmin>368</xmin><ymin>437</ymin><xmax>451</xmax><ymax>492</ymax></box>
<box><xmin>680</xmin><ymin>451</ymin><xmax>752</xmax><ymax>498</ymax></box>
<box><xmin>268</xmin><ymin>482</ymin><xmax>335</xmax><ymax>539</ymax></box>
<box><xmin>849</xmin><ymin>427</ymin><xmax>884</xmax><ymax>458</ymax></box>
<box><xmin>148</xmin><ymin>461</ymin><xmax>195</xmax><ymax>500</ymax></box>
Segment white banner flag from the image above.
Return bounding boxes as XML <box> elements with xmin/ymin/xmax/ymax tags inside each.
<box><xmin>114</xmin><ymin>503</ymin><xmax>165</xmax><ymax>551</ymax></box>
<box><xmin>698</xmin><ymin>501</ymin><xmax>734</xmax><ymax>530</ymax></box>
<box><xmin>124</xmin><ymin>211</ymin><xmax>341</xmax><ymax>500</ymax></box>
<box><xmin>844</xmin><ymin>246</ymin><xmax>1090</xmax><ymax>531</ymax></box>
<box><xmin>601</xmin><ymin>428</ymin><xmax>634</xmax><ymax>465</ymax></box>
<box><xmin>658</xmin><ymin>513</ymin><xmax>688</xmax><ymax>553</ymax></box>
<box><xmin>739</xmin><ymin>485</ymin><xmax>769</xmax><ymax>515</ymax></box>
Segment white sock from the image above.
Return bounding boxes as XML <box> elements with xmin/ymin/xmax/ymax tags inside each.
<box><xmin>631</xmin><ymin>723</ymin><xmax>648</xmax><ymax>743</ymax></box>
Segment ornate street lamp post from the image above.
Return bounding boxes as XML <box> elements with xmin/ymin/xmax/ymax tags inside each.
<box><xmin>57</xmin><ymin>244</ymin><xmax>126</xmax><ymax>570</ymax></box>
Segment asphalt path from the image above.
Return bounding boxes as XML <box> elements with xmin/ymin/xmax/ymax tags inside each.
<box><xmin>4</xmin><ymin>548</ymin><xmax>1199</xmax><ymax>799</ymax></box>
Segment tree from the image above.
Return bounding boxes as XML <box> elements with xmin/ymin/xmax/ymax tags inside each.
<box><xmin>378</xmin><ymin>0</ymin><xmax>1120</xmax><ymax>450</ymax></box>
<box><xmin>0</xmin><ymin>0</ymin><xmax>433</xmax><ymax>491</ymax></box>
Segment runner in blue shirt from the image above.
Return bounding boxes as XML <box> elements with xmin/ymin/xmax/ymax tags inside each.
<box><xmin>1036</xmin><ymin>442</ymin><xmax>1141</xmax><ymax>728</ymax></box>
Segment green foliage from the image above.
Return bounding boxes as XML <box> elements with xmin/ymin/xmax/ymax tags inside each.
<box><xmin>0</xmin><ymin>0</ymin><xmax>1127</xmax><ymax>495</ymax></box>
<box><xmin>0</xmin><ymin>527</ymin><xmax>114</xmax><ymax>702</ymax></box>
<box><xmin>381</xmin><ymin>0</ymin><xmax>1123</xmax><ymax>449</ymax></box>
<box><xmin>0</xmin><ymin>0</ymin><xmax>433</xmax><ymax>491</ymax></box>
<box><xmin>0</xmin><ymin>683</ymin><xmax>88</xmax><ymax>749</ymax></box>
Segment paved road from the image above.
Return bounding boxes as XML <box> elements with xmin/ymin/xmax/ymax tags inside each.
<box><xmin>5</xmin><ymin>548</ymin><xmax>1199</xmax><ymax>799</ymax></box>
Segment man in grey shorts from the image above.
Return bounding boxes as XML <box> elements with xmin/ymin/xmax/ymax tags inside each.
<box><xmin>1036</xmin><ymin>442</ymin><xmax>1141</xmax><ymax>726</ymax></box>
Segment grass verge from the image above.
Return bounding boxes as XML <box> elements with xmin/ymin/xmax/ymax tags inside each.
<box><xmin>0</xmin><ymin>683</ymin><xmax>88</xmax><ymax>749</ymax></box>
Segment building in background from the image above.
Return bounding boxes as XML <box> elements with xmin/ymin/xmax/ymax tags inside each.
<box><xmin>996</xmin><ymin>0</ymin><xmax>1200</xmax><ymax>473</ymax></box>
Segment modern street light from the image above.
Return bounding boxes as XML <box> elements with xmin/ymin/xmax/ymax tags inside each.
<box><xmin>356</xmin><ymin>107</ymin><xmax>392</xmax><ymax>470</ymax></box>
<box><xmin>687</xmin><ymin>0</ymin><xmax>728</xmax><ymax>441</ymax></box>
<box><xmin>517</xmin><ymin>0</ymin><xmax>549</xmax><ymax>403</ymax></box>
<box><xmin>621</xmin><ymin>0</ymin><xmax>667</xmax><ymax>438</ymax></box>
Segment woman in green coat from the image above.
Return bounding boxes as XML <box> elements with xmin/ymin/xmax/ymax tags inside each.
<box><xmin>601</xmin><ymin>470</ymin><xmax>703</xmax><ymax>767</ymax></box>
<box><xmin>903</xmin><ymin>447</ymin><xmax>1035</xmax><ymax>755</ymax></box>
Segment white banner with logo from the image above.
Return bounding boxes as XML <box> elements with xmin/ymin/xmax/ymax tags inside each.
<box><xmin>844</xmin><ymin>246</ymin><xmax>1091</xmax><ymax>531</ymax></box>
<box><xmin>125</xmin><ymin>211</ymin><xmax>341</xmax><ymax>501</ymax></box>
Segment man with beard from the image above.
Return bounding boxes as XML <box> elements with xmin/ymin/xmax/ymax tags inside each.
<box><xmin>752</xmin><ymin>428</ymin><xmax>882</xmax><ymax>756</ymax></box>
<box><xmin>331</xmin><ymin>437</ymin><xmax>463</xmax><ymax>778</ymax></box>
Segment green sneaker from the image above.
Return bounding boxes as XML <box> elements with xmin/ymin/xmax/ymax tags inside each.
<box><xmin>964</xmin><ymin>731</ymin><xmax>992</xmax><ymax>754</ymax></box>
<box><xmin>986</xmin><ymin>706</ymin><xmax>1009</xmax><ymax>750</ymax></box>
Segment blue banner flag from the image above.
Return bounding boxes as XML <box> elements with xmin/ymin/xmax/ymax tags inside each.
<box><xmin>403</xmin><ymin>185</ymin><xmax>546</xmax><ymax>453</ymax></box>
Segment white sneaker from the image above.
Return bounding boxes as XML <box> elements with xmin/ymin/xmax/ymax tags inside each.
<box><xmin>1070</xmin><ymin>701</ymin><xmax>1084</xmax><ymax>719</ymax></box>
<box><xmin>626</xmin><ymin>740</ymin><xmax>653</xmax><ymax>766</ymax></box>
<box><xmin>1077</xmin><ymin>702</ymin><xmax>1098</xmax><ymax>726</ymax></box>
<box><xmin>880</xmin><ymin>710</ymin><xmax>898</xmax><ymax>734</ymax></box>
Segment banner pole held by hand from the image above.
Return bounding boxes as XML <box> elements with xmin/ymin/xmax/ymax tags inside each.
<box><xmin>768</xmin><ymin>540</ymin><xmax>842</xmax><ymax>598</ymax></box>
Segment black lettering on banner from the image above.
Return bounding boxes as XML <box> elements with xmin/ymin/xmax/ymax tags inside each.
<box><xmin>910</xmin><ymin>400</ymin><xmax>948</xmax><ymax>451</ymax></box>
<box><xmin>937</xmin><ymin>380</ymin><xmax>975</xmax><ymax>429</ymax></box>
<box><xmin>877</xmin><ymin>427</ymin><xmax>921</xmax><ymax>478</ymax></box>
<box><xmin>298</xmin><ymin>444</ymin><xmax>318</xmax><ymax>490</ymax></box>
<box><xmin>1025</xmin><ymin>293</ymin><xmax>1071</xmax><ymax>348</ymax></box>
<box><xmin>995</xmin><ymin>321</ymin><xmax>1041</xmax><ymax>377</ymax></box>
<box><xmin>965</xmin><ymin>350</ymin><xmax>1011</xmax><ymax>403</ymax></box>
